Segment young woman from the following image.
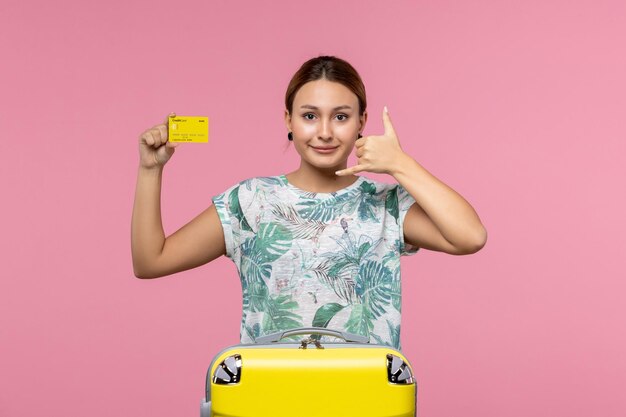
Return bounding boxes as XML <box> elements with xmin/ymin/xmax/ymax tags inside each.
<box><xmin>131</xmin><ymin>56</ymin><xmax>487</xmax><ymax>349</ymax></box>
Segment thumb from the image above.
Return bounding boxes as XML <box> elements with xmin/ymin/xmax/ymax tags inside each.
<box><xmin>382</xmin><ymin>106</ymin><xmax>396</xmax><ymax>136</ymax></box>
<box><xmin>165</xmin><ymin>112</ymin><xmax>178</xmax><ymax>148</ymax></box>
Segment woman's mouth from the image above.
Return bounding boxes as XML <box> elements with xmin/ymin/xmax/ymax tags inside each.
<box><xmin>310</xmin><ymin>145</ymin><xmax>339</xmax><ymax>154</ymax></box>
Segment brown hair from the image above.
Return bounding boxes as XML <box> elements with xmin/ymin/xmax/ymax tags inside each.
<box><xmin>285</xmin><ymin>56</ymin><xmax>367</xmax><ymax>116</ymax></box>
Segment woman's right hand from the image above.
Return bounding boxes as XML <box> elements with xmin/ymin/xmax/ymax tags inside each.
<box><xmin>138</xmin><ymin>112</ymin><xmax>179</xmax><ymax>169</ymax></box>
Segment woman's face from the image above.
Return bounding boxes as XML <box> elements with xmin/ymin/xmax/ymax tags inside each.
<box><xmin>285</xmin><ymin>79</ymin><xmax>367</xmax><ymax>172</ymax></box>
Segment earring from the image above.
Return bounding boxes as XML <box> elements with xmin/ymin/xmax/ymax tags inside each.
<box><xmin>288</xmin><ymin>132</ymin><xmax>293</xmax><ymax>141</ymax></box>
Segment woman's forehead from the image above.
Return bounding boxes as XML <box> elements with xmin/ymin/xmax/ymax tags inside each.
<box><xmin>293</xmin><ymin>79</ymin><xmax>358</xmax><ymax>108</ymax></box>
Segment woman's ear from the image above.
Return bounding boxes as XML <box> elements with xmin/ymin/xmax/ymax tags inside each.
<box><xmin>359</xmin><ymin>111</ymin><xmax>368</xmax><ymax>132</ymax></box>
<box><xmin>284</xmin><ymin>109</ymin><xmax>292</xmax><ymax>131</ymax></box>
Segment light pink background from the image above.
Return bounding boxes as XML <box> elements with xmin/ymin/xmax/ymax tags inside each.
<box><xmin>2</xmin><ymin>0</ymin><xmax>625</xmax><ymax>416</ymax></box>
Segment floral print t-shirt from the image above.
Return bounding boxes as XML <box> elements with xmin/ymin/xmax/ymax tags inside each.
<box><xmin>212</xmin><ymin>175</ymin><xmax>419</xmax><ymax>350</ymax></box>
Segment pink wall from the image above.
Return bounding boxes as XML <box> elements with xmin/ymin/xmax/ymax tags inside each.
<box><xmin>2</xmin><ymin>0</ymin><xmax>625</xmax><ymax>416</ymax></box>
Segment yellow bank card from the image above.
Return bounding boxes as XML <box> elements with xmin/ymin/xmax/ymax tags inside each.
<box><xmin>168</xmin><ymin>115</ymin><xmax>209</xmax><ymax>143</ymax></box>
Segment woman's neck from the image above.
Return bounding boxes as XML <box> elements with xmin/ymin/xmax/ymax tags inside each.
<box><xmin>285</xmin><ymin>163</ymin><xmax>359</xmax><ymax>193</ymax></box>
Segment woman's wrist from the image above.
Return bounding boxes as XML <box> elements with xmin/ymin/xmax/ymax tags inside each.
<box><xmin>139</xmin><ymin>164</ymin><xmax>164</xmax><ymax>175</ymax></box>
<box><xmin>388</xmin><ymin>151</ymin><xmax>417</xmax><ymax>178</ymax></box>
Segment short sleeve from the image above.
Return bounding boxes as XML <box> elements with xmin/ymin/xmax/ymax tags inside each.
<box><xmin>396</xmin><ymin>185</ymin><xmax>420</xmax><ymax>256</ymax></box>
<box><xmin>211</xmin><ymin>183</ymin><xmax>242</xmax><ymax>259</ymax></box>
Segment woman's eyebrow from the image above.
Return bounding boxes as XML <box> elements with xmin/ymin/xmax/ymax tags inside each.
<box><xmin>300</xmin><ymin>105</ymin><xmax>352</xmax><ymax>110</ymax></box>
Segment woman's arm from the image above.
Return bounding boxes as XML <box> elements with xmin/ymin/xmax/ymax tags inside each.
<box><xmin>391</xmin><ymin>155</ymin><xmax>487</xmax><ymax>255</ymax></box>
<box><xmin>335</xmin><ymin>106</ymin><xmax>487</xmax><ymax>255</ymax></box>
<box><xmin>131</xmin><ymin>117</ymin><xmax>226</xmax><ymax>279</ymax></box>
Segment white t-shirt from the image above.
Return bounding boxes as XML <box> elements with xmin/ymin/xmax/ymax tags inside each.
<box><xmin>212</xmin><ymin>174</ymin><xmax>418</xmax><ymax>349</ymax></box>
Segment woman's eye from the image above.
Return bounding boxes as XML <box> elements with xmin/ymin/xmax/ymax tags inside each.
<box><xmin>302</xmin><ymin>113</ymin><xmax>348</xmax><ymax>121</ymax></box>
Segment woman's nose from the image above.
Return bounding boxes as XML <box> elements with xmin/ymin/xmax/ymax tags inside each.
<box><xmin>318</xmin><ymin>120</ymin><xmax>332</xmax><ymax>140</ymax></box>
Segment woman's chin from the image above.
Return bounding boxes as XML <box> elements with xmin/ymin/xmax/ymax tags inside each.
<box><xmin>303</xmin><ymin>157</ymin><xmax>345</xmax><ymax>172</ymax></box>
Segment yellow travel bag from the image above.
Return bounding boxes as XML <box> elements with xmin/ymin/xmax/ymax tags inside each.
<box><xmin>200</xmin><ymin>327</ymin><xmax>417</xmax><ymax>417</ymax></box>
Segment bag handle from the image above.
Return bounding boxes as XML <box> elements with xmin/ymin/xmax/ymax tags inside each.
<box><xmin>254</xmin><ymin>327</ymin><xmax>370</xmax><ymax>344</ymax></box>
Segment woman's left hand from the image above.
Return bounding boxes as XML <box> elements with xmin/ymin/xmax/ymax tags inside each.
<box><xmin>335</xmin><ymin>106</ymin><xmax>408</xmax><ymax>177</ymax></box>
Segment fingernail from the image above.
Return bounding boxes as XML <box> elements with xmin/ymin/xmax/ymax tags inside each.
<box><xmin>384</xmin><ymin>106</ymin><xmax>388</xmax><ymax>113</ymax></box>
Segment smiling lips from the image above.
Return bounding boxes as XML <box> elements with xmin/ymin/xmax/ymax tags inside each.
<box><xmin>310</xmin><ymin>145</ymin><xmax>339</xmax><ymax>154</ymax></box>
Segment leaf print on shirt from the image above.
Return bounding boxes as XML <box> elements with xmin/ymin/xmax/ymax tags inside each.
<box><xmin>254</xmin><ymin>222</ymin><xmax>293</xmax><ymax>262</ymax></box>
<box><xmin>247</xmin><ymin>280</ymin><xmax>269</xmax><ymax>313</ymax></box>
<box><xmin>240</xmin><ymin>238</ymin><xmax>273</xmax><ymax>286</ymax></box>
<box><xmin>244</xmin><ymin>176</ymin><xmax>285</xmax><ymax>191</ymax></box>
<box><xmin>261</xmin><ymin>293</ymin><xmax>303</xmax><ymax>334</ymax></box>
<box><xmin>271</xmin><ymin>203</ymin><xmax>328</xmax><ymax>240</ymax></box>
<box><xmin>240</xmin><ymin>223</ymin><xmax>293</xmax><ymax>298</ymax></box>
<box><xmin>296</xmin><ymin>190</ymin><xmax>359</xmax><ymax>222</ymax></box>
<box><xmin>383</xmin><ymin>247</ymin><xmax>400</xmax><ymax>268</ymax></box>
<box><xmin>311</xmin><ymin>223</ymin><xmax>382</xmax><ymax>305</ymax></box>
<box><xmin>312</xmin><ymin>302</ymin><xmax>346</xmax><ymax>328</ymax></box>
<box><xmin>371</xmin><ymin>320</ymin><xmax>401</xmax><ymax>348</ymax></box>
<box><xmin>390</xmin><ymin>274</ymin><xmax>402</xmax><ymax>312</ymax></box>
<box><xmin>215</xmin><ymin>175</ymin><xmax>413</xmax><ymax>349</ymax></box>
<box><xmin>356</xmin><ymin>260</ymin><xmax>393</xmax><ymax>319</ymax></box>
<box><xmin>309</xmin><ymin>258</ymin><xmax>357</xmax><ymax>304</ymax></box>
<box><xmin>356</xmin><ymin>182</ymin><xmax>385</xmax><ymax>222</ymax></box>
<box><xmin>228</xmin><ymin>186</ymin><xmax>253</xmax><ymax>232</ymax></box>
<box><xmin>329</xmin><ymin>224</ymin><xmax>383</xmax><ymax>267</ymax></box>
<box><xmin>213</xmin><ymin>193</ymin><xmax>227</xmax><ymax>214</ymax></box>
<box><xmin>241</xmin><ymin>292</ymin><xmax>250</xmax><ymax>331</ymax></box>
<box><xmin>345</xmin><ymin>260</ymin><xmax>393</xmax><ymax>336</ymax></box>
<box><xmin>385</xmin><ymin>186</ymin><xmax>399</xmax><ymax>223</ymax></box>
<box><xmin>296</xmin><ymin>181</ymin><xmax>384</xmax><ymax>223</ymax></box>
<box><xmin>388</xmin><ymin>320</ymin><xmax>401</xmax><ymax>349</ymax></box>
<box><xmin>245</xmin><ymin>322</ymin><xmax>262</xmax><ymax>341</ymax></box>
<box><xmin>345</xmin><ymin>304</ymin><xmax>374</xmax><ymax>336</ymax></box>
<box><xmin>382</xmin><ymin>249</ymin><xmax>403</xmax><ymax>312</ymax></box>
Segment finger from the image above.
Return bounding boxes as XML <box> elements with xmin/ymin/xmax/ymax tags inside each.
<box><xmin>149</xmin><ymin>128</ymin><xmax>162</xmax><ymax>147</ymax></box>
<box><xmin>151</xmin><ymin>129</ymin><xmax>164</xmax><ymax>148</ymax></box>
<box><xmin>165</xmin><ymin>112</ymin><xmax>176</xmax><ymax>125</ymax></box>
<box><xmin>143</xmin><ymin>131</ymin><xmax>155</xmax><ymax>146</ymax></box>
<box><xmin>164</xmin><ymin>142</ymin><xmax>178</xmax><ymax>154</ymax></box>
<box><xmin>335</xmin><ymin>165</ymin><xmax>365</xmax><ymax>176</ymax></box>
<box><xmin>355</xmin><ymin>147</ymin><xmax>364</xmax><ymax>158</ymax></box>
<box><xmin>382</xmin><ymin>106</ymin><xmax>396</xmax><ymax>136</ymax></box>
<box><xmin>156</xmin><ymin>124</ymin><xmax>168</xmax><ymax>144</ymax></box>
<box><xmin>354</xmin><ymin>137</ymin><xmax>365</xmax><ymax>148</ymax></box>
